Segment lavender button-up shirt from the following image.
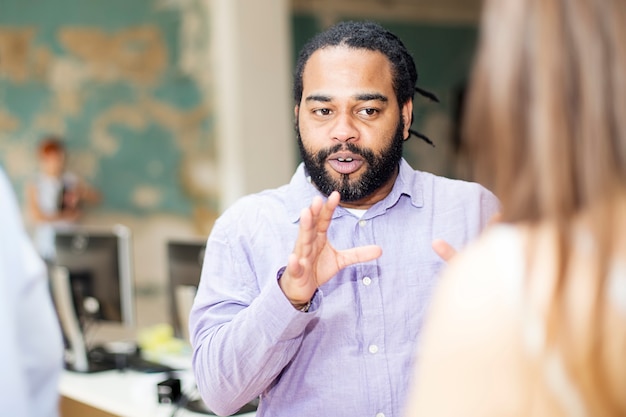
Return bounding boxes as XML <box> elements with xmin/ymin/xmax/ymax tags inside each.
<box><xmin>190</xmin><ymin>159</ymin><xmax>500</xmax><ymax>417</ymax></box>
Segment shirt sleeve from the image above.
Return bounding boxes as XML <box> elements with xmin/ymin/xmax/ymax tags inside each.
<box><xmin>0</xmin><ymin>167</ymin><xmax>64</xmax><ymax>417</ymax></box>
<box><xmin>189</xmin><ymin>215</ymin><xmax>320</xmax><ymax>416</ymax></box>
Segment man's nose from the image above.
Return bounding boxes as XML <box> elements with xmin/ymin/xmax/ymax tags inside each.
<box><xmin>330</xmin><ymin>113</ymin><xmax>358</xmax><ymax>142</ymax></box>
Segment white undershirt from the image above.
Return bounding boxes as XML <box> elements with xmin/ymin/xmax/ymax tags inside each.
<box><xmin>344</xmin><ymin>208</ymin><xmax>367</xmax><ymax>218</ymax></box>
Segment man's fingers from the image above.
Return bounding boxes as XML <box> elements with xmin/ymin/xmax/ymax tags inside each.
<box><xmin>286</xmin><ymin>252</ymin><xmax>303</xmax><ymax>278</ymax></box>
<box><xmin>293</xmin><ymin>206</ymin><xmax>312</xmax><ymax>257</ymax></box>
<box><xmin>431</xmin><ymin>239</ymin><xmax>457</xmax><ymax>262</ymax></box>
<box><xmin>295</xmin><ymin>193</ymin><xmax>339</xmax><ymax>258</ymax></box>
<box><xmin>430</xmin><ymin>214</ymin><xmax>499</xmax><ymax>263</ymax></box>
<box><xmin>317</xmin><ymin>191</ymin><xmax>340</xmax><ymax>235</ymax></box>
<box><xmin>488</xmin><ymin>212</ymin><xmax>502</xmax><ymax>226</ymax></box>
<box><xmin>336</xmin><ymin>245</ymin><xmax>382</xmax><ymax>270</ymax></box>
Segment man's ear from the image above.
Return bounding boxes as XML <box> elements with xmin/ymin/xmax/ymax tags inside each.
<box><xmin>401</xmin><ymin>101</ymin><xmax>413</xmax><ymax>140</ymax></box>
<box><xmin>294</xmin><ymin>105</ymin><xmax>299</xmax><ymax>119</ymax></box>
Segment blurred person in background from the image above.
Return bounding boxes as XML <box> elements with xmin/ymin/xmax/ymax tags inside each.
<box><xmin>404</xmin><ymin>0</ymin><xmax>626</xmax><ymax>416</ymax></box>
<box><xmin>0</xmin><ymin>165</ymin><xmax>63</xmax><ymax>416</ymax></box>
<box><xmin>26</xmin><ymin>136</ymin><xmax>100</xmax><ymax>261</ymax></box>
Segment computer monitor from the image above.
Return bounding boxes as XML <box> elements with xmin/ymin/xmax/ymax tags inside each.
<box><xmin>49</xmin><ymin>224</ymin><xmax>134</xmax><ymax>372</ymax></box>
<box><xmin>166</xmin><ymin>240</ymin><xmax>205</xmax><ymax>340</ymax></box>
<box><xmin>53</xmin><ymin>224</ymin><xmax>134</xmax><ymax>327</ymax></box>
<box><xmin>165</xmin><ymin>239</ymin><xmax>260</xmax><ymax>414</ymax></box>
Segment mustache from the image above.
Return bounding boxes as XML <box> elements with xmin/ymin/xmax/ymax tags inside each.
<box><xmin>314</xmin><ymin>143</ymin><xmax>375</xmax><ymax>165</ymax></box>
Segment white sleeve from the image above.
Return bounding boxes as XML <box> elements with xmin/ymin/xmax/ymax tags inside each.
<box><xmin>0</xmin><ymin>167</ymin><xmax>64</xmax><ymax>417</ymax></box>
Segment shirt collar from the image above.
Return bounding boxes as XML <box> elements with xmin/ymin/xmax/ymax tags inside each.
<box><xmin>285</xmin><ymin>164</ymin><xmax>323</xmax><ymax>223</ymax></box>
<box><xmin>365</xmin><ymin>158</ymin><xmax>424</xmax><ymax>218</ymax></box>
<box><xmin>285</xmin><ymin>158</ymin><xmax>424</xmax><ymax>223</ymax></box>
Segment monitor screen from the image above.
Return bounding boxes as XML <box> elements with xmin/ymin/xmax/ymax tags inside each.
<box><xmin>53</xmin><ymin>224</ymin><xmax>134</xmax><ymax>328</ymax></box>
<box><xmin>167</xmin><ymin>240</ymin><xmax>205</xmax><ymax>339</ymax></box>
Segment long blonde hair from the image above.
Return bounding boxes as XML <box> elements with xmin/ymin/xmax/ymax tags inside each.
<box><xmin>464</xmin><ymin>0</ymin><xmax>626</xmax><ymax>414</ymax></box>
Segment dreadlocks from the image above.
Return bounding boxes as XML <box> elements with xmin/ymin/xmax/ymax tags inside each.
<box><xmin>293</xmin><ymin>21</ymin><xmax>438</xmax><ymax>146</ymax></box>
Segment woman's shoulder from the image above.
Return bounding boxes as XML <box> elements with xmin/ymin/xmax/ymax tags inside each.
<box><xmin>426</xmin><ymin>223</ymin><xmax>530</xmax><ymax>344</ymax></box>
<box><xmin>410</xmin><ymin>224</ymin><xmax>532</xmax><ymax>416</ymax></box>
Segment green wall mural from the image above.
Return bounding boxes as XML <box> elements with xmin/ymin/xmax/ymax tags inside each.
<box><xmin>0</xmin><ymin>0</ymin><xmax>216</xmax><ymax>216</ymax></box>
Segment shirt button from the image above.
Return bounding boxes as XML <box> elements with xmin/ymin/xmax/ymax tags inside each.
<box><xmin>359</xmin><ymin>219</ymin><xmax>367</xmax><ymax>227</ymax></box>
<box><xmin>362</xmin><ymin>276</ymin><xmax>372</xmax><ymax>286</ymax></box>
<box><xmin>368</xmin><ymin>344</ymin><xmax>379</xmax><ymax>354</ymax></box>
<box><xmin>376</xmin><ymin>413</ymin><xmax>385</xmax><ymax>417</ymax></box>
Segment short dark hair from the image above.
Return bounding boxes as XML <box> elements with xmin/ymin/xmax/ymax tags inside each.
<box><xmin>38</xmin><ymin>136</ymin><xmax>65</xmax><ymax>157</ymax></box>
<box><xmin>293</xmin><ymin>21</ymin><xmax>437</xmax><ymax>145</ymax></box>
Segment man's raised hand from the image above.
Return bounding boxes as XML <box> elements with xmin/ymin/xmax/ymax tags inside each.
<box><xmin>279</xmin><ymin>191</ymin><xmax>382</xmax><ymax>308</ymax></box>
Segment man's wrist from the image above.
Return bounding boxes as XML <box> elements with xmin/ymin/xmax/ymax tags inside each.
<box><xmin>292</xmin><ymin>299</ymin><xmax>311</xmax><ymax>312</ymax></box>
<box><xmin>276</xmin><ymin>266</ymin><xmax>314</xmax><ymax>312</ymax></box>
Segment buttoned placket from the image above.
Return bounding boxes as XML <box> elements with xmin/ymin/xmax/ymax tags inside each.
<box><xmin>354</xmin><ymin>214</ymin><xmax>392</xmax><ymax>417</ymax></box>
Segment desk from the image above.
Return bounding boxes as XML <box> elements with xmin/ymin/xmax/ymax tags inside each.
<box><xmin>59</xmin><ymin>369</ymin><xmax>257</xmax><ymax>417</ymax></box>
<box><xmin>57</xmin><ymin>290</ymin><xmax>257</xmax><ymax>417</ymax></box>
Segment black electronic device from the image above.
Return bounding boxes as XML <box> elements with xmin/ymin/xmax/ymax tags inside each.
<box><xmin>86</xmin><ymin>345</ymin><xmax>175</xmax><ymax>373</ymax></box>
<box><xmin>49</xmin><ymin>225</ymin><xmax>135</xmax><ymax>373</ymax></box>
<box><xmin>175</xmin><ymin>394</ymin><xmax>258</xmax><ymax>415</ymax></box>
<box><xmin>166</xmin><ymin>240</ymin><xmax>206</xmax><ymax>339</ymax></box>
<box><xmin>157</xmin><ymin>377</ymin><xmax>182</xmax><ymax>404</ymax></box>
<box><xmin>53</xmin><ymin>225</ymin><xmax>134</xmax><ymax>327</ymax></box>
<box><xmin>165</xmin><ymin>240</ymin><xmax>259</xmax><ymax>414</ymax></box>
<box><xmin>185</xmin><ymin>398</ymin><xmax>259</xmax><ymax>415</ymax></box>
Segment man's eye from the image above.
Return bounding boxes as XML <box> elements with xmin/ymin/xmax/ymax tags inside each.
<box><xmin>313</xmin><ymin>109</ymin><xmax>332</xmax><ymax>116</ymax></box>
<box><xmin>358</xmin><ymin>108</ymin><xmax>379</xmax><ymax>116</ymax></box>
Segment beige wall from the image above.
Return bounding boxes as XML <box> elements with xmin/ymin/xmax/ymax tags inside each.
<box><xmin>210</xmin><ymin>0</ymin><xmax>295</xmax><ymax>211</ymax></box>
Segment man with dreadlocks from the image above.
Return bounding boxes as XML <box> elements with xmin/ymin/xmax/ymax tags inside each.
<box><xmin>190</xmin><ymin>21</ymin><xmax>500</xmax><ymax>417</ymax></box>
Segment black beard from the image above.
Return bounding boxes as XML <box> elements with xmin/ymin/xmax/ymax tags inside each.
<box><xmin>296</xmin><ymin>118</ymin><xmax>405</xmax><ymax>202</ymax></box>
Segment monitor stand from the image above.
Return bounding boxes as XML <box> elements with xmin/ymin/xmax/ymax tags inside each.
<box><xmin>50</xmin><ymin>265</ymin><xmax>177</xmax><ymax>374</ymax></box>
<box><xmin>50</xmin><ymin>265</ymin><xmax>115</xmax><ymax>373</ymax></box>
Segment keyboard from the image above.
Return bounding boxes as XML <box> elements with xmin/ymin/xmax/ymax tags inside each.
<box><xmin>126</xmin><ymin>354</ymin><xmax>176</xmax><ymax>373</ymax></box>
<box><xmin>86</xmin><ymin>346</ymin><xmax>176</xmax><ymax>373</ymax></box>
